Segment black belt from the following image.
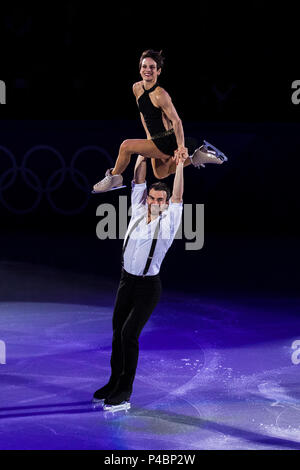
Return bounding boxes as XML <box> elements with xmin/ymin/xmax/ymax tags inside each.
<box><xmin>122</xmin><ymin>268</ymin><xmax>160</xmax><ymax>280</ymax></box>
<box><xmin>121</xmin><ymin>214</ymin><xmax>162</xmax><ymax>277</ymax></box>
<box><xmin>151</xmin><ymin>128</ymin><xmax>174</xmax><ymax>140</ymax></box>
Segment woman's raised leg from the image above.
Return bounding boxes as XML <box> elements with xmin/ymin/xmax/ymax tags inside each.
<box><xmin>93</xmin><ymin>139</ymin><xmax>171</xmax><ymax>193</ymax></box>
<box><xmin>111</xmin><ymin>139</ymin><xmax>170</xmax><ymax>175</ymax></box>
<box><xmin>151</xmin><ymin>155</ymin><xmax>191</xmax><ymax>179</ymax></box>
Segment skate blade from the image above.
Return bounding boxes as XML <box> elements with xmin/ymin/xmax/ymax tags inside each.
<box><xmin>103</xmin><ymin>401</ymin><xmax>131</xmax><ymax>412</ymax></box>
<box><xmin>91</xmin><ymin>185</ymin><xmax>127</xmax><ymax>194</ymax></box>
<box><xmin>92</xmin><ymin>398</ymin><xmax>105</xmax><ymax>408</ymax></box>
<box><xmin>195</xmin><ymin>164</ymin><xmax>206</xmax><ymax>170</ymax></box>
<box><xmin>203</xmin><ymin>140</ymin><xmax>228</xmax><ymax>162</ymax></box>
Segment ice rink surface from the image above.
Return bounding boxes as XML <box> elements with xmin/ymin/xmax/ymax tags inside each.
<box><xmin>0</xmin><ymin>262</ymin><xmax>299</xmax><ymax>450</ymax></box>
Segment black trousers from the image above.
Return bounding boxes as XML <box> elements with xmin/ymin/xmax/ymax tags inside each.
<box><xmin>109</xmin><ymin>268</ymin><xmax>162</xmax><ymax>393</ymax></box>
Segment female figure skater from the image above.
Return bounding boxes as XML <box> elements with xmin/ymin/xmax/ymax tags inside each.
<box><xmin>92</xmin><ymin>49</ymin><xmax>227</xmax><ymax>193</ymax></box>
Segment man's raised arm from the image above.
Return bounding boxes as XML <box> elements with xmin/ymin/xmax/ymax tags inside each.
<box><xmin>133</xmin><ymin>154</ymin><xmax>147</xmax><ymax>184</ymax></box>
<box><xmin>171</xmin><ymin>153</ymin><xmax>187</xmax><ymax>203</ymax></box>
<box><xmin>130</xmin><ymin>155</ymin><xmax>148</xmax><ymax>213</ymax></box>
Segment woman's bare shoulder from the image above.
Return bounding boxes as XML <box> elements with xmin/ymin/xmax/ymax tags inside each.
<box><xmin>132</xmin><ymin>81</ymin><xmax>143</xmax><ymax>96</ymax></box>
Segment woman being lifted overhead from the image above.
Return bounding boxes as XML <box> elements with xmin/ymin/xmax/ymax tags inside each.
<box><xmin>93</xmin><ymin>49</ymin><xmax>227</xmax><ymax>193</ymax></box>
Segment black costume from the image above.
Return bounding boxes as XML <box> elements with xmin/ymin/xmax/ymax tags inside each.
<box><xmin>137</xmin><ymin>82</ymin><xmax>178</xmax><ymax>156</ymax></box>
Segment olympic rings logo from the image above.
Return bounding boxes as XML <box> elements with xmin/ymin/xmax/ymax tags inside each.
<box><xmin>0</xmin><ymin>145</ymin><xmax>113</xmax><ymax>214</ymax></box>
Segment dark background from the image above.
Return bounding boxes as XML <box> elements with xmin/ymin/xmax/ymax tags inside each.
<box><xmin>0</xmin><ymin>1</ymin><xmax>299</xmax><ymax>295</ymax></box>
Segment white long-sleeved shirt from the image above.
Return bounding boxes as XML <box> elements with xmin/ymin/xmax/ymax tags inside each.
<box><xmin>122</xmin><ymin>180</ymin><xmax>183</xmax><ymax>276</ymax></box>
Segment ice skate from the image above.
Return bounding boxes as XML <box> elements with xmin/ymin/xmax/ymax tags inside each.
<box><xmin>103</xmin><ymin>401</ymin><xmax>131</xmax><ymax>412</ymax></box>
<box><xmin>92</xmin><ymin>168</ymin><xmax>126</xmax><ymax>193</ymax></box>
<box><xmin>103</xmin><ymin>389</ymin><xmax>131</xmax><ymax>412</ymax></box>
<box><xmin>190</xmin><ymin>140</ymin><xmax>228</xmax><ymax>169</ymax></box>
<box><xmin>203</xmin><ymin>140</ymin><xmax>228</xmax><ymax>162</ymax></box>
<box><xmin>92</xmin><ymin>379</ymin><xmax>119</xmax><ymax>404</ymax></box>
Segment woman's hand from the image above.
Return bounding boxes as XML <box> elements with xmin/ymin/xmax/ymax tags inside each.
<box><xmin>172</xmin><ymin>146</ymin><xmax>189</xmax><ymax>165</ymax></box>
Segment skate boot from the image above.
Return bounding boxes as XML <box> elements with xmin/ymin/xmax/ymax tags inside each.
<box><xmin>92</xmin><ymin>379</ymin><xmax>119</xmax><ymax>404</ymax></box>
<box><xmin>92</xmin><ymin>168</ymin><xmax>126</xmax><ymax>193</ymax></box>
<box><xmin>103</xmin><ymin>389</ymin><xmax>131</xmax><ymax>412</ymax></box>
<box><xmin>190</xmin><ymin>140</ymin><xmax>228</xmax><ymax>169</ymax></box>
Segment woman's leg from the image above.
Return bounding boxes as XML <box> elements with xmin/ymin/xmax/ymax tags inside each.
<box><xmin>151</xmin><ymin>156</ymin><xmax>191</xmax><ymax>179</ymax></box>
<box><xmin>113</xmin><ymin>139</ymin><xmax>191</xmax><ymax>180</ymax></box>
<box><xmin>93</xmin><ymin>139</ymin><xmax>173</xmax><ymax>192</ymax></box>
<box><xmin>151</xmin><ymin>143</ymin><xmax>227</xmax><ymax>178</ymax></box>
<box><xmin>111</xmin><ymin>139</ymin><xmax>171</xmax><ymax>176</ymax></box>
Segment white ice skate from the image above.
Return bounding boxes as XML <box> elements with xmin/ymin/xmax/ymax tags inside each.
<box><xmin>203</xmin><ymin>140</ymin><xmax>228</xmax><ymax>162</ymax></box>
<box><xmin>190</xmin><ymin>140</ymin><xmax>228</xmax><ymax>169</ymax></box>
<box><xmin>92</xmin><ymin>168</ymin><xmax>127</xmax><ymax>193</ymax></box>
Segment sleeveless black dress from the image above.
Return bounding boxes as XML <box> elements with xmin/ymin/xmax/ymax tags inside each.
<box><xmin>137</xmin><ymin>83</ymin><xmax>178</xmax><ymax>156</ymax></box>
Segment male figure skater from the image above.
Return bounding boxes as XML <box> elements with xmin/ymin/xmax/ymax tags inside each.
<box><xmin>92</xmin><ymin>49</ymin><xmax>227</xmax><ymax>193</ymax></box>
<box><xmin>93</xmin><ymin>150</ymin><xmax>187</xmax><ymax>411</ymax></box>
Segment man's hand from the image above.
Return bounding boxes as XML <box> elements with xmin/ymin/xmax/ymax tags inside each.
<box><xmin>172</xmin><ymin>145</ymin><xmax>189</xmax><ymax>165</ymax></box>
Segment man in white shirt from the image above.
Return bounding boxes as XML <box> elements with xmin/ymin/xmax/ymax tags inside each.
<box><xmin>93</xmin><ymin>150</ymin><xmax>186</xmax><ymax>411</ymax></box>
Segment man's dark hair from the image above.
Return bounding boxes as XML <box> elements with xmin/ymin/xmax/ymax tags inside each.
<box><xmin>139</xmin><ymin>49</ymin><xmax>165</xmax><ymax>71</ymax></box>
<box><xmin>148</xmin><ymin>182</ymin><xmax>171</xmax><ymax>201</ymax></box>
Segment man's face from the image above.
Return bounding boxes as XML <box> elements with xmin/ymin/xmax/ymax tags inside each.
<box><xmin>140</xmin><ymin>57</ymin><xmax>161</xmax><ymax>83</ymax></box>
<box><xmin>147</xmin><ymin>189</ymin><xmax>168</xmax><ymax>217</ymax></box>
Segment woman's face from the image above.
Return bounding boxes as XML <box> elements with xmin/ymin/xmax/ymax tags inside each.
<box><xmin>140</xmin><ymin>57</ymin><xmax>161</xmax><ymax>83</ymax></box>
